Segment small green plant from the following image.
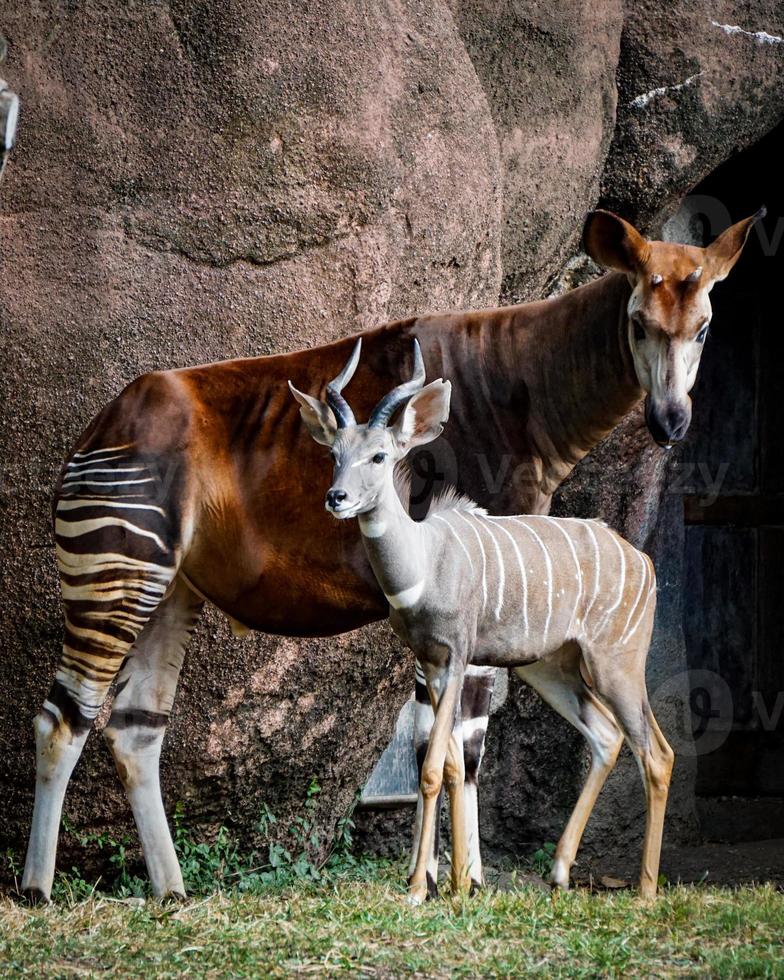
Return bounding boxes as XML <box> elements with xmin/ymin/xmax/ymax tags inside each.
<box><xmin>50</xmin><ymin>779</ymin><xmax>381</xmax><ymax>900</ymax></box>
<box><xmin>531</xmin><ymin>841</ymin><xmax>557</xmax><ymax>877</ymax></box>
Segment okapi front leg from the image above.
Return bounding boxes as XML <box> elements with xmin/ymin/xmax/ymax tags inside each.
<box><xmin>409</xmin><ymin>662</ymin><xmax>495</xmax><ymax>896</ymax></box>
<box><xmin>103</xmin><ymin>578</ymin><xmax>203</xmax><ymax>899</ymax></box>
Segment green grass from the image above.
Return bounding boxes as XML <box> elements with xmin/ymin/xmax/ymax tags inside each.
<box><xmin>1</xmin><ymin>866</ymin><xmax>783</xmax><ymax>978</ymax></box>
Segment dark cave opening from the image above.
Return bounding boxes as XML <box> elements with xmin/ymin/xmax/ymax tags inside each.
<box><xmin>676</xmin><ymin>118</ymin><xmax>784</xmax><ymax>841</ymax></box>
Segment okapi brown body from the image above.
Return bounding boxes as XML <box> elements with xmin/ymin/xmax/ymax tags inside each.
<box><xmin>22</xmin><ymin>209</ymin><xmax>762</xmax><ymax>900</ymax></box>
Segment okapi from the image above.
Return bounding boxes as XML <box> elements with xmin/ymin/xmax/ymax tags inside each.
<box><xmin>292</xmin><ymin>338</ymin><xmax>671</xmax><ymax>902</ymax></box>
<box><xmin>22</xmin><ymin>208</ymin><xmax>760</xmax><ymax>901</ymax></box>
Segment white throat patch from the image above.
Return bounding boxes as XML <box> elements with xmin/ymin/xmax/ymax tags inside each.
<box><xmin>359</xmin><ymin>516</ymin><xmax>387</xmax><ymax>538</ymax></box>
<box><xmin>386</xmin><ymin>580</ymin><xmax>424</xmax><ymax>610</ymax></box>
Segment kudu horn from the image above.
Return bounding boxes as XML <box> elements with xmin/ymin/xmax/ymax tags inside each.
<box><xmin>368</xmin><ymin>339</ymin><xmax>426</xmax><ymax>428</ymax></box>
<box><xmin>325</xmin><ymin>338</ymin><xmax>362</xmax><ymax>428</ymax></box>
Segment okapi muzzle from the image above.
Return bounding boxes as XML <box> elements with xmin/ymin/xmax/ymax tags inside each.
<box><xmin>583</xmin><ymin>205</ymin><xmax>767</xmax><ymax>448</ymax></box>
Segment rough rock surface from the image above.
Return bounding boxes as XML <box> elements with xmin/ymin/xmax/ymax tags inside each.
<box><xmin>447</xmin><ymin>0</ymin><xmax>623</xmax><ymax>301</ymax></box>
<box><xmin>1</xmin><ymin>0</ymin><xmax>783</xmax><ymax>876</ymax></box>
<box><xmin>602</xmin><ymin>1</ymin><xmax>784</xmax><ymax>227</ymax></box>
<box><xmin>0</xmin><ymin>0</ymin><xmax>502</xmax><ymax>871</ymax></box>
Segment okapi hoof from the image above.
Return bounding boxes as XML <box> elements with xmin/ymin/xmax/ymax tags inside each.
<box><xmin>469</xmin><ymin>878</ymin><xmax>483</xmax><ymax>897</ymax></box>
<box><xmin>157</xmin><ymin>890</ymin><xmax>187</xmax><ymax>904</ymax></box>
<box><xmin>20</xmin><ymin>887</ymin><xmax>50</xmax><ymax>906</ymax></box>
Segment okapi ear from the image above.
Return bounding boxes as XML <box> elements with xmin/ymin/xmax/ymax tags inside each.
<box><xmin>704</xmin><ymin>207</ymin><xmax>766</xmax><ymax>283</ymax></box>
<box><xmin>288</xmin><ymin>382</ymin><xmax>338</xmax><ymax>447</ymax></box>
<box><xmin>583</xmin><ymin>209</ymin><xmax>651</xmax><ymax>274</ymax></box>
<box><xmin>391</xmin><ymin>380</ymin><xmax>451</xmax><ymax>453</ymax></box>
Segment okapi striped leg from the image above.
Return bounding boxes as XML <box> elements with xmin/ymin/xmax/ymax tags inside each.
<box><xmin>22</xmin><ymin>445</ymin><xmax>184</xmax><ymax>902</ymax></box>
<box><xmin>103</xmin><ymin>578</ymin><xmax>202</xmax><ymax>899</ymax></box>
<box><xmin>409</xmin><ymin>662</ymin><xmax>495</xmax><ymax>895</ymax></box>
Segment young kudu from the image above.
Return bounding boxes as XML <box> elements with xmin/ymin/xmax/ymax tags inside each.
<box><xmin>22</xmin><ymin>209</ymin><xmax>760</xmax><ymax>901</ymax></box>
<box><xmin>292</xmin><ymin>340</ymin><xmax>672</xmax><ymax>902</ymax></box>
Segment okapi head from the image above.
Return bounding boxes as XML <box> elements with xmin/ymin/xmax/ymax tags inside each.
<box><xmin>289</xmin><ymin>339</ymin><xmax>450</xmax><ymax>518</ymax></box>
<box><xmin>584</xmin><ymin>207</ymin><xmax>766</xmax><ymax>447</ymax></box>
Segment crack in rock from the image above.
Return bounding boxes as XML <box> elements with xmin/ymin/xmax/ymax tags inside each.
<box><xmin>711</xmin><ymin>21</ymin><xmax>784</xmax><ymax>45</ymax></box>
<box><xmin>630</xmin><ymin>72</ymin><xmax>703</xmax><ymax>110</ymax></box>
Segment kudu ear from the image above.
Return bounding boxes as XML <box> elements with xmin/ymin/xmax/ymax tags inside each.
<box><xmin>704</xmin><ymin>207</ymin><xmax>766</xmax><ymax>283</ymax></box>
<box><xmin>390</xmin><ymin>380</ymin><xmax>451</xmax><ymax>453</ymax></box>
<box><xmin>288</xmin><ymin>381</ymin><xmax>338</xmax><ymax>447</ymax></box>
<box><xmin>583</xmin><ymin>209</ymin><xmax>651</xmax><ymax>274</ymax></box>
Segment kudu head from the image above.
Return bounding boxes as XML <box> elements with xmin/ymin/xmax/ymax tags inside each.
<box><xmin>289</xmin><ymin>339</ymin><xmax>451</xmax><ymax>518</ymax></box>
<box><xmin>584</xmin><ymin>207</ymin><xmax>765</xmax><ymax>447</ymax></box>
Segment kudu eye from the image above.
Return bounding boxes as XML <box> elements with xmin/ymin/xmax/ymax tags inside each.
<box><xmin>631</xmin><ymin>315</ymin><xmax>646</xmax><ymax>342</ymax></box>
<box><xmin>696</xmin><ymin>322</ymin><xmax>710</xmax><ymax>344</ymax></box>
<box><xmin>372</xmin><ymin>452</ymin><xmax>387</xmax><ymax>465</ymax></box>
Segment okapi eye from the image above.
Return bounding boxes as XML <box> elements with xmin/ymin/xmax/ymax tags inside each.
<box><xmin>696</xmin><ymin>323</ymin><xmax>710</xmax><ymax>344</ymax></box>
<box><xmin>632</xmin><ymin>316</ymin><xmax>646</xmax><ymax>342</ymax></box>
<box><xmin>372</xmin><ymin>452</ymin><xmax>387</xmax><ymax>465</ymax></box>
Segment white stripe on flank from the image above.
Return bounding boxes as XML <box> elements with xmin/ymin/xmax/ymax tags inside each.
<box><xmin>455</xmin><ymin>512</ymin><xmax>487</xmax><ymax>614</ymax></box>
<box><xmin>432</xmin><ymin>513</ymin><xmax>475</xmax><ymax>572</ymax></box>
<box><xmin>55</xmin><ymin>517</ymin><xmax>169</xmax><ymax>552</ymax></box>
<box><xmin>511</xmin><ymin>518</ymin><xmax>553</xmax><ymax>647</ymax></box>
<box><xmin>56</xmin><ymin>548</ymin><xmax>172</xmax><ymax>577</ymax></box>
<box><xmin>486</xmin><ymin>516</ymin><xmax>529</xmax><ymax>639</ymax></box>
<box><xmin>386</xmin><ymin>580</ymin><xmax>424</xmax><ymax>610</ymax></box>
<box><xmin>62</xmin><ymin>467</ymin><xmax>145</xmax><ymax>479</ymax></box>
<box><xmin>67</xmin><ymin>454</ymin><xmax>133</xmax><ymax>470</ymax></box>
<box><xmin>60</xmin><ymin>477</ymin><xmax>155</xmax><ymax>488</ymax></box>
<box><xmin>583</xmin><ymin>522</ymin><xmax>602</xmax><ymax>624</ymax></box>
<box><xmin>71</xmin><ymin>445</ymin><xmax>134</xmax><ymax>460</ymax></box>
<box><xmin>620</xmin><ymin>551</ymin><xmax>648</xmax><ymax>643</ymax></box>
<box><xmin>623</xmin><ymin>561</ymin><xmax>656</xmax><ymax>646</ymax></box>
<box><xmin>415</xmin><ymin>661</ymin><xmax>427</xmax><ymax>684</ymax></box>
<box><xmin>594</xmin><ymin>528</ymin><xmax>626</xmax><ymax>641</ymax></box>
<box><xmin>477</xmin><ymin>517</ymin><xmax>505</xmax><ymax>619</ymax></box>
<box><xmin>56</xmin><ymin>499</ymin><xmax>166</xmax><ymax>516</ymax></box>
<box><xmin>544</xmin><ymin>517</ymin><xmax>583</xmax><ymax>632</ymax></box>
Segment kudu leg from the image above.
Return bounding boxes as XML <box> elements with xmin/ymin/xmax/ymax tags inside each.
<box><xmin>409</xmin><ymin>664</ymin><xmax>440</xmax><ymax>897</ymax></box>
<box><xmin>517</xmin><ymin>653</ymin><xmax>623</xmax><ymax>890</ymax></box>
<box><xmin>408</xmin><ymin>669</ymin><xmax>463</xmax><ymax>906</ymax></box>
<box><xmin>103</xmin><ymin>578</ymin><xmax>203</xmax><ymax>899</ymax></box>
<box><xmin>590</xmin><ymin>660</ymin><xmax>675</xmax><ymax>899</ymax></box>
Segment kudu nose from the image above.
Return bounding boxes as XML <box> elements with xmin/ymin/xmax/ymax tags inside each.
<box><xmin>645</xmin><ymin>398</ymin><xmax>691</xmax><ymax>447</ymax></box>
<box><xmin>325</xmin><ymin>488</ymin><xmax>348</xmax><ymax>510</ymax></box>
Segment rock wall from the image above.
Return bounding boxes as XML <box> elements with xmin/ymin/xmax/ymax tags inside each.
<box><xmin>1</xmin><ymin>0</ymin><xmax>783</xmax><ymax>877</ymax></box>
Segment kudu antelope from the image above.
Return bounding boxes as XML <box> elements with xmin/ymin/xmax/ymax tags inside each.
<box><xmin>293</xmin><ymin>339</ymin><xmax>672</xmax><ymax>902</ymax></box>
<box><xmin>22</xmin><ymin>209</ymin><xmax>759</xmax><ymax>902</ymax></box>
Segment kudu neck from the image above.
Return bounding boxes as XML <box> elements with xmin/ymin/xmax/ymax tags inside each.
<box><xmin>357</xmin><ymin>477</ymin><xmax>428</xmax><ymax>603</ymax></box>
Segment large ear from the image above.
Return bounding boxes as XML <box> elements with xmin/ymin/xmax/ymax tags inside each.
<box><xmin>390</xmin><ymin>380</ymin><xmax>451</xmax><ymax>453</ymax></box>
<box><xmin>704</xmin><ymin>207</ymin><xmax>766</xmax><ymax>282</ymax></box>
<box><xmin>288</xmin><ymin>381</ymin><xmax>338</xmax><ymax>446</ymax></box>
<box><xmin>583</xmin><ymin>209</ymin><xmax>651</xmax><ymax>274</ymax></box>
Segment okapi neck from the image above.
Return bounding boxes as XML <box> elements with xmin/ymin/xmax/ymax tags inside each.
<box><xmin>512</xmin><ymin>272</ymin><xmax>643</xmax><ymax>491</ymax></box>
